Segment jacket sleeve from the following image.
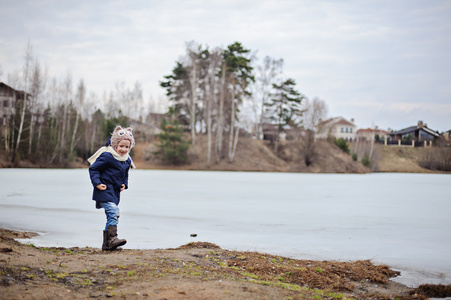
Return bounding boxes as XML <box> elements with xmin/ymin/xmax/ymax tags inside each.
<box><xmin>89</xmin><ymin>153</ymin><xmax>109</xmax><ymax>187</ymax></box>
<box><xmin>123</xmin><ymin>163</ymin><xmax>130</xmax><ymax>189</ymax></box>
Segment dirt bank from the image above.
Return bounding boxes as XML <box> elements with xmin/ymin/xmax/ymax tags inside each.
<box><xmin>3</xmin><ymin>228</ymin><xmax>447</xmax><ymax>300</ymax></box>
<box><xmin>132</xmin><ymin>136</ymin><xmax>370</xmax><ymax>173</ymax></box>
<box><xmin>3</xmin><ymin>134</ymin><xmax>448</xmax><ymax>174</ymax></box>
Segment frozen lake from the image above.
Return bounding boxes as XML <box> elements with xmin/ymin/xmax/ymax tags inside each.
<box><xmin>0</xmin><ymin>169</ymin><xmax>450</xmax><ymax>288</ymax></box>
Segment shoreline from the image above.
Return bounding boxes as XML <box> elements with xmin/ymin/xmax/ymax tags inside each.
<box><xmin>2</xmin><ymin>228</ymin><xmax>450</xmax><ymax>299</ymax></box>
<box><xmin>5</xmin><ymin>222</ymin><xmax>450</xmax><ymax>289</ymax></box>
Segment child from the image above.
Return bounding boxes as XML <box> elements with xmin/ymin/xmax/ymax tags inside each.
<box><xmin>88</xmin><ymin>125</ymin><xmax>136</xmax><ymax>251</ymax></box>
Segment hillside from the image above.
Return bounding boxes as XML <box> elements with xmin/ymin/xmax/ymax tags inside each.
<box><xmin>132</xmin><ymin>135</ymin><xmax>451</xmax><ymax>173</ymax></box>
<box><xmin>2</xmin><ymin>134</ymin><xmax>448</xmax><ymax>173</ymax></box>
<box><xmin>373</xmin><ymin>144</ymin><xmax>435</xmax><ymax>173</ymax></box>
<box><xmin>133</xmin><ymin>136</ymin><xmax>370</xmax><ymax>173</ymax></box>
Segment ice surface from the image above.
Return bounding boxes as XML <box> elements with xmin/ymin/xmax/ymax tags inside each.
<box><xmin>0</xmin><ymin>169</ymin><xmax>450</xmax><ymax>287</ymax></box>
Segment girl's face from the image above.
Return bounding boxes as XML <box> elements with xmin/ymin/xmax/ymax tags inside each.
<box><xmin>115</xmin><ymin>140</ymin><xmax>131</xmax><ymax>156</ymax></box>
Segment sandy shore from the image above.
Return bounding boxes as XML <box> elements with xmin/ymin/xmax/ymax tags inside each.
<box><xmin>2</xmin><ymin>228</ymin><xmax>450</xmax><ymax>299</ymax></box>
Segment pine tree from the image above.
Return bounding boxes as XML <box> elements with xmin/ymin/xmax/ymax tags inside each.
<box><xmin>265</xmin><ymin>78</ymin><xmax>304</xmax><ymax>152</ymax></box>
<box><xmin>153</xmin><ymin>119</ymin><xmax>190</xmax><ymax>164</ymax></box>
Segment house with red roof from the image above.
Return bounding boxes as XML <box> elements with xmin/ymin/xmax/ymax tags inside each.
<box><xmin>356</xmin><ymin>127</ymin><xmax>390</xmax><ymax>143</ymax></box>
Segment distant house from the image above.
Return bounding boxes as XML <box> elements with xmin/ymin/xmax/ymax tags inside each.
<box><xmin>440</xmin><ymin>130</ymin><xmax>451</xmax><ymax>147</ymax></box>
<box><xmin>145</xmin><ymin>112</ymin><xmax>165</xmax><ymax>128</ymax></box>
<box><xmin>315</xmin><ymin>117</ymin><xmax>356</xmax><ymax>141</ymax></box>
<box><xmin>389</xmin><ymin>121</ymin><xmax>439</xmax><ymax>147</ymax></box>
<box><xmin>262</xmin><ymin>123</ymin><xmax>280</xmax><ymax>141</ymax></box>
<box><xmin>356</xmin><ymin>127</ymin><xmax>390</xmax><ymax>143</ymax></box>
<box><xmin>0</xmin><ymin>82</ymin><xmax>29</xmax><ymax>126</ymax></box>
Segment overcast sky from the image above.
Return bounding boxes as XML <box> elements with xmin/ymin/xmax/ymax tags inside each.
<box><xmin>1</xmin><ymin>0</ymin><xmax>450</xmax><ymax>132</ymax></box>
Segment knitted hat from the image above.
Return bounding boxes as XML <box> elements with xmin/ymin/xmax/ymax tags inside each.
<box><xmin>110</xmin><ymin>125</ymin><xmax>135</xmax><ymax>150</ymax></box>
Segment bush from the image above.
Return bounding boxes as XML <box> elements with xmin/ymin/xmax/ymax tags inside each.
<box><xmin>334</xmin><ymin>138</ymin><xmax>350</xmax><ymax>154</ymax></box>
<box><xmin>352</xmin><ymin>153</ymin><xmax>358</xmax><ymax>161</ymax></box>
<box><xmin>419</xmin><ymin>147</ymin><xmax>451</xmax><ymax>171</ymax></box>
<box><xmin>361</xmin><ymin>154</ymin><xmax>371</xmax><ymax>168</ymax></box>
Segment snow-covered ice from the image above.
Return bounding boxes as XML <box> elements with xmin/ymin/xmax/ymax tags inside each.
<box><xmin>0</xmin><ymin>169</ymin><xmax>450</xmax><ymax>287</ymax></box>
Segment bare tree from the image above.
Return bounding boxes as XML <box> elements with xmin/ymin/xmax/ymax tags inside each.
<box><xmin>187</xmin><ymin>43</ymin><xmax>201</xmax><ymax>160</ymax></box>
<box><xmin>204</xmin><ymin>48</ymin><xmax>222</xmax><ymax>167</ymax></box>
<box><xmin>11</xmin><ymin>42</ymin><xmax>33</xmax><ymax>163</ymax></box>
<box><xmin>70</xmin><ymin>79</ymin><xmax>85</xmax><ymax>156</ymax></box>
<box><xmin>302</xmin><ymin>97</ymin><xmax>328</xmax><ymax>166</ymax></box>
<box><xmin>254</xmin><ymin>56</ymin><xmax>283</xmax><ymax>139</ymax></box>
<box><xmin>34</xmin><ymin>63</ymin><xmax>48</xmax><ymax>155</ymax></box>
<box><xmin>215</xmin><ymin>63</ymin><xmax>227</xmax><ymax>162</ymax></box>
<box><xmin>50</xmin><ymin>72</ymin><xmax>73</xmax><ymax>163</ymax></box>
<box><xmin>28</xmin><ymin>59</ymin><xmax>47</xmax><ymax>156</ymax></box>
<box><xmin>132</xmin><ymin>81</ymin><xmax>143</xmax><ymax>121</ymax></box>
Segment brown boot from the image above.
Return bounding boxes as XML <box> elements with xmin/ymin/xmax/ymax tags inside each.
<box><xmin>104</xmin><ymin>225</ymin><xmax>126</xmax><ymax>251</ymax></box>
<box><xmin>102</xmin><ymin>230</ymin><xmax>123</xmax><ymax>251</ymax></box>
<box><xmin>102</xmin><ymin>230</ymin><xmax>108</xmax><ymax>251</ymax></box>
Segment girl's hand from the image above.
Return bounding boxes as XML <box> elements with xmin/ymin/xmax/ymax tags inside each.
<box><xmin>120</xmin><ymin>184</ymin><xmax>125</xmax><ymax>192</ymax></box>
<box><xmin>96</xmin><ymin>184</ymin><xmax>107</xmax><ymax>191</ymax></box>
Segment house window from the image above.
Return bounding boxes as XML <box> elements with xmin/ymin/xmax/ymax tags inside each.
<box><xmin>346</xmin><ymin>128</ymin><xmax>349</xmax><ymax>133</ymax></box>
<box><xmin>341</xmin><ymin>128</ymin><xmax>344</xmax><ymax>133</ymax></box>
<box><xmin>350</xmin><ymin>128</ymin><xmax>353</xmax><ymax>133</ymax></box>
<box><xmin>419</xmin><ymin>130</ymin><xmax>433</xmax><ymax>141</ymax></box>
<box><xmin>3</xmin><ymin>100</ymin><xmax>8</xmax><ymax>107</ymax></box>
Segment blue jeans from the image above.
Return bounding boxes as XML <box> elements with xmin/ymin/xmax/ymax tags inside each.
<box><xmin>100</xmin><ymin>202</ymin><xmax>120</xmax><ymax>230</ymax></box>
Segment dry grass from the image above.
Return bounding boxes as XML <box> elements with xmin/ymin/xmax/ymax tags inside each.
<box><xmin>1</xmin><ymin>228</ymin><xmax>437</xmax><ymax>300</ymax></box>
<box><xmin>374</xmin><ymin>145</ymin><xmax>435</xmax><ymax>173</ymax></box>
<box><xmin>133</xmin><ymin>135</ymin><xmax>370</xmax><ymax>173</ymax></box>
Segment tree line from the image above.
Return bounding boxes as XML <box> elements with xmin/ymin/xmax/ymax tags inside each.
<box><xmin>0</xmin><ymin>41</ymin><xmax>328</xmax><ymax>167</ymax></box>
<box><xmin>160</xmin><ymin>41</ymin><xmax>327</xmax><ymax>166</ymax></box>
<box><xmin>1</xmin><ymin>42</ymin><xmax>151</xmax><ymax>166</ymax></box>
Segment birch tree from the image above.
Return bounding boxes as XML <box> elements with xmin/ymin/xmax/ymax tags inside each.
<box><xmin>223</xmin><ymin>42</ymin><xmax>254</xmax><ymax>163</ymax></box>
<box><xmin>215</xmin><ymin>62</ymin><xmax>227</xmax><ymax>161</ymax></box>
<box><xmin>70</xmin><ymin>79</ymin><xmax>85</xmax><ymax>156</ymax></box>
<box><xmin>202</xmin><ymin>48</ymin><xmax>222</xmax><ymax>167</ymax></box>
<box><xmin>132</xmin><ymin>81</ymin><xmax>143</xmax><ymax>121</ymax></box>
<box><xmin>34</xmin><ymin>63</ymin><xmax>48</xmax><ymax>156</ymax></box>
<box><xmin>255</xmin><ymin>56</ymin><xmax>283</xmax><ymax>139</ymax></box>
<box><xmin>59</xmin><ymin>73</ymin><xmax>72</xmax><ymax>162</ymax></box>
<box><xmin>50</xmin><ymin>73</ymin><xmax>73</xmax><ymax>163</ymax></box>
<box><xmin>11</xmin><ymin>42</ymin><xmax>32</xmax><ymax>163</ymax></box>
<box><xmin>301</xmin><ymin>97</ymin><xmax>328</xmax><ymax>166</ymax></box>
<box><xmin>186</xmin><ymin>43</ymin><xmax>201</xmax><ymax>159</ymax></box>
<box><xmin>28</xmin><ymin>59</ymin><xmax>47</xmax><ymax>157</ymax></box>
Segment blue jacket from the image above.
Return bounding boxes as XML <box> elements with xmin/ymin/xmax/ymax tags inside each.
<box><xmin>89</xmin><ymin>152</ymin><xmax>131</xmax><ymax>206</ymax></box>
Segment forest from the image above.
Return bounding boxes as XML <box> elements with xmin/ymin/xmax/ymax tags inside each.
<box><xmin>0</xmin><ymin>41</ymin><xmax>328</xmax><ymax>167</ymax></box>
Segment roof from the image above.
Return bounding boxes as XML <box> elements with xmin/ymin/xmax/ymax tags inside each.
<box><xmin>390</xmin><ymin>125</ymin><xmax>439</xmax><ymax>137</ymax></box>
<box><xmin>0</xmin><ymin>82</ymin><xmax>30</xmax><ymax>97</ymax></box>
<box><xmin>316</xmin><ymin>117</ymin><xmax>355</xmax><ymax>129</ymax></box>
<box><xmin>356</xmin><ymin>128</ymin><xmax>390</xmax><ymax>135</ymax></box>
<box><xmin>0</xmin><ymin>82</ymin><xmax>19</xmax><ymax>91</ymax></box>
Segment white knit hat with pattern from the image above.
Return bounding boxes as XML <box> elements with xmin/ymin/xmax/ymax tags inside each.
<box><xmin>110</xmin><ymin>125</ymin><xmax>135</xmax><ymax>149</ymax></box>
